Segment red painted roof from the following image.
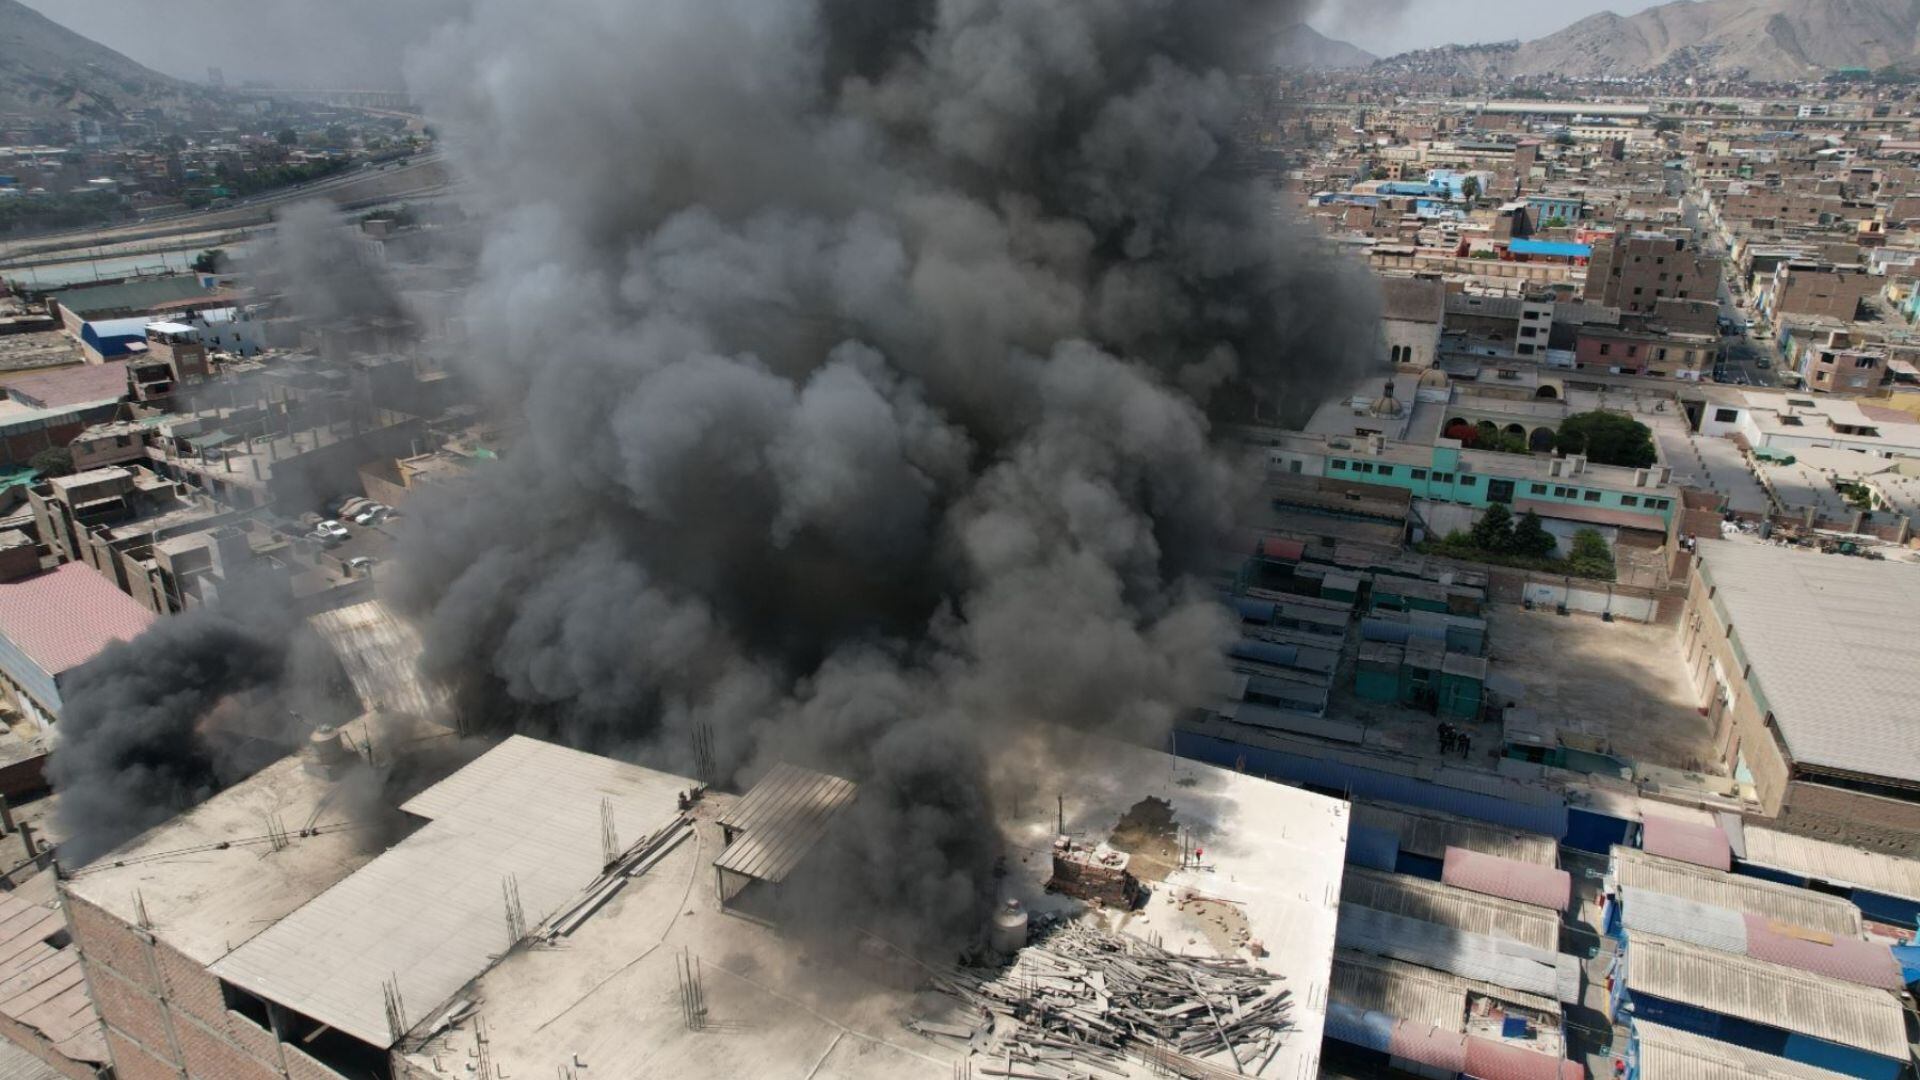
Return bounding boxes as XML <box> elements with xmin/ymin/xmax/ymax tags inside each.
<box><xmin>1388</xmin><ymin>1021</ymin><xmax>1467</xmax><ymax>1074</ymax></box>
<box><xmin>1741</xmin><ymin>913</ymin><xmax>1904</xmax><ymax>990</ymax></box>
<box><xmin>1464</xmin><ymin>1037</ymin><xmax>1586</xmax><ymax>1080</ymax></box>
<box><xmin>1259</xmin><ymin>536</ymin><xmax>1306</xmax><ymax>561</ymax></box>
<box><xmin>1442</xmin><ymin>847</ymin><xmax>1572</xmax><ymax>911</ymax></box>
<box><xmin>1</xmin><ymin>362</ymin><xmax>126</xmax><ymax>410</ymax></box>
<box><xmin>0</xmin><ymin>564</ymin><xmax>154</xmax><ymax>677</ymax></box>
<box><xmin>1640</xmin><ymin>816</ymin><xmax>1732</xmax><ymax>872</ymax></box>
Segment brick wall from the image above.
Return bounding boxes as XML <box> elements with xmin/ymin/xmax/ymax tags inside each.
<box><xmin>106</xmin><ymin>1030</ymin><xmax>180</xmax><ymax>1080</ymax></box>
<box><xmin>1777</xmin><ymin>781</ymin><xmax>1920</xmax><ymax>857</ymax></box>
<box><xmin>64</xmin><ymin>891</ymin><xmax>315</xmax><ymax>1080</ymax></box>
<box><xmin>86</xmin><ymin>966</ymin><xmax>173</xmax><ymax>1055</ymax></box>
<box><xmin>65</xmin><ymin>896</ymin><xmax>155</xmax><ymax>993</ymax></box>
<box><xmin>172</xmin><ymin>1014</ymin><xmax>279</xmax><ymax>1080</ymax></box>
<box><xmin>282</xmin><ymin>1044</ymin><xmax>347</xmax><ymax>1080</ymax></box>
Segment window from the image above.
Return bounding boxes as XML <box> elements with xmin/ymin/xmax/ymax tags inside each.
<box><xmin>1433</xmin><ymin>472</ymin><xmax>1454</xmax><ymax>483</ymax></box>
<box><xmin>1357</xmin><ymin>462</ymin><xmax>1374</xmax><ymax>473</ymax></box>
<box><xmin>1411</xmin><ymin>468</ymin><xmax>1428</xmax><ymax>480</ymax></box>
<box><xmin>1621</xmin><ymin>495</ymin><xmax>1639</xmax><ymax>507</ymax></box>
<box><xmin>1714</xmin><ymin>408</ymin><xmax>1738</xmax><ymax>422</ymax></box>
<box><xmin>1524</xmin><ymin>310</ymin><xmax>1542</xmax><ymax>320</ymax></box>
<box><xmin>1377</xmin><ymin>465</ymin><xmax>1395</xmax><ymax>477</ymax></box>
<box><xmin>1530</xmin><ymin>483</ymin><xmax>1547</xmax><ymax>495</ymax></box>
<box><xmin>1583</xmin><ymin>490</ymin><xmax>1602</xmax><ymax>502</ymax></box>
<box><xmin>1330</xmin><ymin>459</ymin><xmax>1347</xmax><ymax>470</ymax></box>
<box><xmin>1627</xmin><ymin>346</ymin><xmax>1639</xmax><ymax>358</ymax></box>
<box><xmin>1599</xmin><ymin>343</ymin><xmax>1612</xmax><ymax>356</ymax></box>
<box><xmin>1459</xmin><ymin>476</ymin><xmax>1477</xmax><ymax>486</ymax></box>
<box><xmin>1552</xmin><ymin>485</ymin><xmax>1571</xmax><ymax>497</ymax></box>
<box><xmin>1645</xmin><ymin>498</ymin><xmax>1668</xmax><ymax>510</ymax></box>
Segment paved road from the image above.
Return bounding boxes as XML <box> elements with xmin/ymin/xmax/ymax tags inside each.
<box><xmin>1681</xmin><ymin>192</ymin><xmax>1780</xmax><ymax>388</ymax></box>
<box><xmin>0</xmin><ymin>156</ymin><xmax>450</xmax><ymax>264</ymax></box>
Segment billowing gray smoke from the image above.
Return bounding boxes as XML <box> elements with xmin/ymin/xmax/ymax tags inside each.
<box><xmin>55</xmin><ymin>0</ymin><xmax>1380</xmax><ymax>949</ymax></box>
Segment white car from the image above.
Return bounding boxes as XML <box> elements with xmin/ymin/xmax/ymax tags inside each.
<box><xmin>345</xmin><ymin>556</ymin><xmax>377</xmax><ymax>573</ymax></box>
<box><xmin>315</xmin><ymin>520</ymin><xmax>350</xmax><ymax>541</ymax></box>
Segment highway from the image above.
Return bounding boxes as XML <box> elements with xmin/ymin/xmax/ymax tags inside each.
<box><xmin>0</xmin><ymin>155</ymin><xmax>451</xmax><ymax>266</ymax></box>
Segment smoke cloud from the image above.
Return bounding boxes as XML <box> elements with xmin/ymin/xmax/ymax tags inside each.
<box><xmin>52</xmin><ymin>0</ymin><xmax>1381</xmax><ymax>951</ymax></box>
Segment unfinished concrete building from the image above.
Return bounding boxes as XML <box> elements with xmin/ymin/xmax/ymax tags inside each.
<box><xmin>62</xmin><ymin>732</ymin><xmax>1353</xmax><ymax>1080</ymax></box>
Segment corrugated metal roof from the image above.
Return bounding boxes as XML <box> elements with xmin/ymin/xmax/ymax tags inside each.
<box><xmin>1353</xmin><ymin>801</ymin><xmax>1560</xmax><ymax>866</ymax></box>
<box><xmin>1740</xmin><ymin>825</ymin><xmax>1920</xmax><ymax>902</ymax></box>
<box><xmin>1331</xmin><ymin>951</ymin><xmax>1468</xmax><ymax>1030</ymax></box>
<box><xmin>48</xmin><ymin>275</ymin><xmax>217</xmax><ymax>317</ymax></box>
<box><xmin>213</xmin><ymin>737</ymin><xmax>693</xmax><ymax>1047</ymax></box>
<box><xmin>1332</xmin><ymin>949</ymin><xmax>1562</xmax><ymax>1025</ymax></box>
<box><xmin>1610</xmin><ymin>847</ymin><xmax>1861</xmax><ymax>936</ymax></box>
<box><xmin>1443</xmin><ymin>847</ymin><xmax>1571</xmax><ymax>911</ymax></box>
<box><xmin>1631</xmin><ymin>1019</ymin><xmax>1855</xmax><ymax>1080</ymax></box>
<box><xmin>0</xmin><ymin>563</ymin><xmax>155</xmax><ymax>677</ymax></box>
<box><xmin>1695</xmin><ymin>544</ymin><xmax>1920</xmax><ymax>783</ymax></box>
<box><xmin>1639</xmin><ymin>817</ymin><xmax>1730</xmax><ymax>872</ymax></box>
<box><xmin>714</xmin><ymin>763</ymin><xmax>857</xmax><ymax>885</ymax></box>
<box><xmin>1324</xmin><ymin>1001</ymin><xmax>1395</xmax><ymax>1052</ymax></box>
<box><xmin>1335</xmin><ymin>904</ymin><xmax>1578</xmax><ymax>1002</ymax></box>
<box><xmin>1619</xmin><ymin>887</ymin><xmax>1748</xmax><ymax>955</ymax></box>
<box><xmin>1740</xmin><ymin>913</ymin><xmax>1903</xmax><ymax>990</ymax></box>
<box><xmin>1343</xmin><ymin>867</ymin><xmax>1561</xmax><ymax>952</ymax></box>
<box><xmin>0</xmin><ymin>1032</ymin><xmax>61</xmax><ymax>1080</ymax></box>
<box><xmin>1462</xmin><ymin>1036</ymin><xmax>1586</xmax><ymax>1080</ymax></box>
<box><xmin>0</xmin><ymin>885</ymin><xmax>104</xmax><ymax>1067</ymax></box>
<box><xmin>1388</xmin><ymin>1020</ymin><xmax>1468</xmax><ymax>1073</ymax></box>
<box><xmin>1623</xmin><ymin>933</ymin><xmax>1908</xmax><ymax>1060</ymax></box>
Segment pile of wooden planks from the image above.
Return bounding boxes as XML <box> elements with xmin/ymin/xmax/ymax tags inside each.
<box><xmin>924</xmin><ymin>923</ymin><xmax>1291</xmax><ymax>1078</ymax></box>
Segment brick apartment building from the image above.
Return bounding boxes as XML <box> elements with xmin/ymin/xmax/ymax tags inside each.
<box><xmin>1765</xmin><ymin>261</ymin><xmax>1877</xmax><ymax>322</ymax></box>
<box><xmin>1583</xmin><ymin>234</ymin><xmax>1721</xmax><ymax>315</ymax></box>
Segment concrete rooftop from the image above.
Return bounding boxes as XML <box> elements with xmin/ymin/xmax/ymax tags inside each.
<box><xmin>401</xmin><ymin>732</ymin><xmax>1350</xmax><ymax>1080</ymax></box>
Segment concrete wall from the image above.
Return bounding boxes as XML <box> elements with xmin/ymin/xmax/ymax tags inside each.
<box><xmin>1677</xmin><ymin>563</ymin><xmax>1792</xmax><ymax>813</ymax></box>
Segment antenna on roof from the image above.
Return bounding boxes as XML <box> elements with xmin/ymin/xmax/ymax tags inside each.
<box><xmin>133</xmin><ymin>889</ymin><xmax>151</xmax><ymax>931</ymax></box>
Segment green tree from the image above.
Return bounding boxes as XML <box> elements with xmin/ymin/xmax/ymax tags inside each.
<box><xmin>190</xmin><ymin>248</ymin><xmax>225</xmax><ymax>274</ymax></box>
<box><xmin>1554</xmin><ymin>130</ymin><xmax>1576</xmax><ymax>146</ymax></box>
<box><xmin>323</xmin><ymin>123</ymin><xmax>352</xmax><ymax>148</ymax></box>
<box><xmin>1543</xmin><ymin>216</ymin><xmax>1569</xmax><ymax>229</ymax></box>
<box><xmin>1654</xmin><ymin>117</ymin><xmax>1679</xmax><ymax>134</ymax></box>
<box><xmin>1568</xmin><ymin>528</ymin><xmax>1616</xmax><ymax>580</ymax></box>
<box><xmin>1512</xmin><ymin>511</ymin><xmax>1558</xmax><ymax>559</ymax></box>
<box><xmin>1460</xmin><ymin>174</ymin><xmax>1480</xmax><ymax>202</ymax></box>
<box><xmin>1554</xmin><ymin>411</ymin><xmax>1657</xmax><ymax>468</ymax></box>
<box><xmin>28</xmin><ymin>447</ymin><xmax>73</xmax><ymax>479</ymax></box>
<box><xmin>276</xmin><ymin>128</ymin><xmax>299</xmax><ymax>146</ymax></box>
<box><xmin>1469</xmin><ymin>503</ymin><xmax>1516</xmax><ymax>554</ymax></box>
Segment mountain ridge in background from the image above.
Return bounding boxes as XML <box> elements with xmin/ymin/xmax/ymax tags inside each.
<box><xmin>1375</xmin><ymin>0</ymin><xmax>1920</xmax><ymax>81</ymax></box>
<box><xmin>0</xmin><ymin>0</ymin><xmax>208</xmax><ymax>123</ymax></box>
<box><xmin>1272</xmin><ymin>21</ymin><xmax>1378</xmax><ymax>72</ymax></box>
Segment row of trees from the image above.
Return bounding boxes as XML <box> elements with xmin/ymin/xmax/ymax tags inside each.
<box><xmin>1429</xmin><ymin>503</ymin><xmax>1617</xmax><ymax>580</ymax></box>
<box><xmin>1443</xmin><ymin>411</ymin><xmax>1658</xmax><ymax>470</ymax></box>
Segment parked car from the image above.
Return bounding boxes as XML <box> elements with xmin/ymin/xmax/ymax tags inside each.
<box><xmin>316</xmin><ymin>520</ymin><xmax>350</xmax><ymax>541</ymax></box>
<box><xmin>344</xmin><ymin>556</ymin><xmax>377</xmax><ymax>573</ymax></box>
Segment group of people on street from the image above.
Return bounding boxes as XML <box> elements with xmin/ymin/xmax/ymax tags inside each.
<box><xmin>1437</xmin><ymin>722</ymin><xmax>1472</xmax><ymax>759</ymax></box>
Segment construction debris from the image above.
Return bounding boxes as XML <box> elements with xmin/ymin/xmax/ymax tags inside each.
<box><xmin>1048</xmin><ymin>838</ymin><xmax>1144</xmax><ymax>909</ymax></box>
<box><xmin>925</xmin><ymin>923</ymin><xmax>1290</xmax><ymax>1078</ymax></box>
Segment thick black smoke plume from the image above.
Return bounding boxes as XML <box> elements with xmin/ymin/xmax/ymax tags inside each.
<box><xmin>54</xmin><ymin>0</ymin><xmax>1380</xmax><ymax>948</ymax></box>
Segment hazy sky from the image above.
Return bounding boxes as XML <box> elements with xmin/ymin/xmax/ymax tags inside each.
<box><xmin>25</xmin><ymin>0</ymin><xmax>1674</xmax><ymax>86</ymax></box>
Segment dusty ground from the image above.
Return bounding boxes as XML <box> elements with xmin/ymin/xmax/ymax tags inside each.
<box><xmin>1486</xmin><ymin>605</ymin><xmax>1720</xmax><ymax>775</ymax></box>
